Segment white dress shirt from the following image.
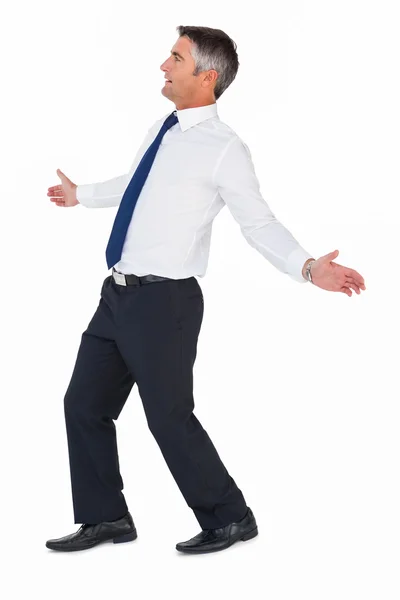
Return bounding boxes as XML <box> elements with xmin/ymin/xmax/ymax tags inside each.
<box><xmin>77</xmin><ymin>102</ymin><xmax>313</xmax><ymax>283</ymax></box>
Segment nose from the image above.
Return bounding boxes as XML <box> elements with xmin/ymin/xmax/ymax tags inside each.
<box><xmin>160</xmin><ymin>58</ymin><xmax>170</xmax><ymax>72</ymax></box>
<box><xmin>160</xmin><ymin>55</ymin><xmax>174</xmax><ymax>72</ymax></box>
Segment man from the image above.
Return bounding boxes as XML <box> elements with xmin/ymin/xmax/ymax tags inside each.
<box><xmin>46</xmin><ymin>25</ymin><xmax>366</xmax><ymax>554</ymax></box>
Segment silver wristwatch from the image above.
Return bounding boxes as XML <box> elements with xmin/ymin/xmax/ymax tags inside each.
<box><xmin>305</xmin><ymin>260</ymin><xmax>316</xmax><ymax>283</ymax></box>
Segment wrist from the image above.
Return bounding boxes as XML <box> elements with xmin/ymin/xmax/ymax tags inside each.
<box><xmin>302</xmin><ymin>258</ymin><xmax>316</xmax><ymax>282</ymax></box>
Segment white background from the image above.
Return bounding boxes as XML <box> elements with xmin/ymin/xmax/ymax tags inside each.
<box><xmin>1</xmin><ymin>0</ymin><xmax>399</xmax><ymax>598</ymax></box>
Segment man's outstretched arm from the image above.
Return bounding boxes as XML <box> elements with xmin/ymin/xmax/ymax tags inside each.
<box><xmin>213</xmin><ymin>136</ymin><xmax>366</xmax><ymax>295</ymax></box>
<box><xmin>213</xmin><ymin>135</ymin><xmax>315</xmax><ymax>284</ymax></box>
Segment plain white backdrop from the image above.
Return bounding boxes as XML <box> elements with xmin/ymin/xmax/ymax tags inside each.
<box><xmin>1</xmin><ymin>0</ymin><xmax>398</xmax><ymax>598</ymax></box>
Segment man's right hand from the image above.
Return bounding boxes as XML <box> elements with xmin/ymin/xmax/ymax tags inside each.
<box><xmin>47</xmin><ymin>169</ymin><xmax>79</xmax><ymax>207</ymax></box>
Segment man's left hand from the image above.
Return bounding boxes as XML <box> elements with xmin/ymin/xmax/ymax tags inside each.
<box><xmin>310</xmin><ymin>250</ymin><xmax>366</xmax><ymax>296</ymax></box>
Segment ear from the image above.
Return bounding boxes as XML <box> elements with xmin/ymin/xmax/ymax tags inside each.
<box><xmin>206</xmin><ymin>69</ymin><xmax>218</xmax><ymax>83</ymax></box>
<box><xmin>202</xmin><ymin>70</ymin><xmax>218</xmax><ymax>90</ymax></box>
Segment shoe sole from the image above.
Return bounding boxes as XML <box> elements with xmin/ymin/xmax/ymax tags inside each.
<box><xmin>46</xmin><ymin>529</ymin><xmax>138</xmax><ymax>551</ymax></box>
<box><xmin>113</xmin><ymin>530</ymin><xmax>138</xmax><ymax>544</ymax></box>
<box><xmin>176</xmin><ymin>526</ymin><xmax>259</xmax><ymax>554</ymax></box>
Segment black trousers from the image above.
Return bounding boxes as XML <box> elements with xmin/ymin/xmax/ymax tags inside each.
<box><xmin>63</xmin><ymin>273</ymin><xmax>248</xmax><ymax>530</ymax></box>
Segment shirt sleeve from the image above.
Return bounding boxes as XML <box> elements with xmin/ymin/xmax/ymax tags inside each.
<box><xmin>76</xmin><ymin>172</ymin><xmax>131</xmax><ymax>208</ymax></box>
<box><xmin>76</xmin><ymin>114</ymin><xmax>168</xmax><ymax>209</ymax></box>
<box><xmin>213</xmin><ymin>135</ymin><xmax>314</xmax><ymax>283</ymax></box>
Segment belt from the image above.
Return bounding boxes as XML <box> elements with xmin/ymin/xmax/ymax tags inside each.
<box><xmin>112</xmin><ymin>267</ymin><xmax>172</xmax><ymax>286</ymax></box>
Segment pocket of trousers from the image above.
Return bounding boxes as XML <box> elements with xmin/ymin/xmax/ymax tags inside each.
<box><xmin>100</xmin><ymin>275</ymin><xmax>111</xmax><ymax>296</ymax></box>
<box><xmin>167</xmin><ymin>279</ymin><xmax>203</xmax><ymax>329</ymax></box>
<box><xmin>185</xmin><ymin>276</ymin><xmax>204</xmax><ymax>302</ymax></box>
<box><xmin>167</xmin><ymin>281</ymin><xmax>183</xmax><ymax>329</ymax></box>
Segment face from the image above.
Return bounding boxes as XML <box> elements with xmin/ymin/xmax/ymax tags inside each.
<box><xmin>160</xmin><ymin>36</ymin><xmax>217</xmax><ymax>109</ymax></box>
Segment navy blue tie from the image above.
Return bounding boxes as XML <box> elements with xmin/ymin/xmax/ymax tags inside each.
<box><xmin>105</xmin><ymin>111</ymin><xmax>179</xmax><ymax>270</ymax></box>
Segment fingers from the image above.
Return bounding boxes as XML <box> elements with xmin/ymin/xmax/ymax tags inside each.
<box><xmin>341</xmin><ymin>278</ymin><xmax>365</xmax><ymax>296</ymax></box>
<box><xmin>48</xmin><ymin>184</ymin><xmax>64</xmax><ymax>206</ymax></box>
<box><xmin>340</xmin><ymin>286</ymin><xmax>352</xmax><ymax>297</ymax></box>
<box><xmin>346</xmin><ymin>268</ymin><xmax>366</xmax><ymax>289</ymax></box>
<box><xmin>335</xmin><ymin>264</ymin><xmax>366</xmax><ymax>291</ymax></box>
<box><xmin>345</xmin><ymin>277</ymin><xmax>361</xmax><ymax>294</ymax></box>
<box><xmin>49</xmin><ymin>197</ymin><xmax>65</xmax><ymax>205</ymax></box>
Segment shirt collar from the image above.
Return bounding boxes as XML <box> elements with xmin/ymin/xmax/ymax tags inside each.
<box><xmin>173</xmin><ymin>102</ymin><xmax>218</xmax><ymax>132</ymax></box>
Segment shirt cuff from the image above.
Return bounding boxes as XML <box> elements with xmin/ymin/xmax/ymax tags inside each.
<box><xmin>286</xmin><ymin>247</ymin><xmax>315</xmax><ymax>283</ymax></box>
<box><xmin>76</xmin><ymin>183</ymin><xmax>96</xmax><ymax>208</ymax></box>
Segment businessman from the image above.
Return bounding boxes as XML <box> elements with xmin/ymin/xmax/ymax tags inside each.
<box><xmin>46</xmin><ymin>25</ymin><xmax>366</xmax><ymax>554</ymax></box>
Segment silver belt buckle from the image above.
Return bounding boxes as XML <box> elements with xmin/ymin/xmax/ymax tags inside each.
<box><xmin>113</xmin><ymin>270</ymin><xmax>127</xmax><ymax>286</ymax></box>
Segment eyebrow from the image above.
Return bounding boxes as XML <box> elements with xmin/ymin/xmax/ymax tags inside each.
<box><xmin>171</xmin><ymin>50</ymin><xmax>185</xmax><ymax>60</ymax></box>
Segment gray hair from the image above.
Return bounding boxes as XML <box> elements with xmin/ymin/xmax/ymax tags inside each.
<box><xmin>176</xmin><ymin>25</ymin><xmax>239</xmax><ymax>100</ymax></box>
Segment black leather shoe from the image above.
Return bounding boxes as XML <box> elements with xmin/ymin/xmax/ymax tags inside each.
<box><xmin>176</xmin><ymin>507</ymin><xmax>258</xmax><ymax>554</ymax></box>
<box><xmin>45</xmin><ymin>511</ymin><xmax>137</xmax><ymax>552</ymax></box>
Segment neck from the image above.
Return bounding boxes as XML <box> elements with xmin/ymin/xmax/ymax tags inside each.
<box><xmin>175</xmin><ymin>98</ymin><xmax>215</xmax><ymax>110</ymax></box>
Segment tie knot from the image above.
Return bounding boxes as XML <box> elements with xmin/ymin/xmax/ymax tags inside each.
<box><xmin>164</xmin><ymin>111</ymin><xmax>178</xmax><ymax>130</ymax></box>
